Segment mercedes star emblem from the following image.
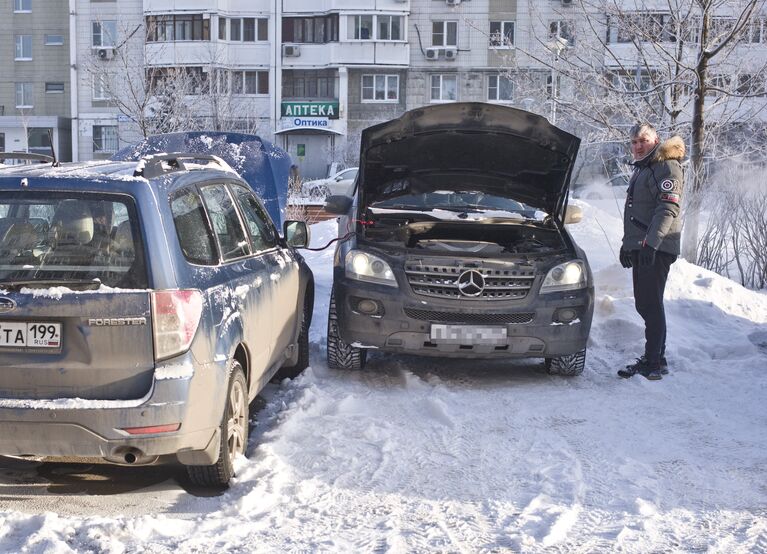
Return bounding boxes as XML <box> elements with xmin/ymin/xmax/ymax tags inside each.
<box><xmin>457</xmin><ymin>270</ymin><xmax>485</xmax><ymax>297</ymax></box>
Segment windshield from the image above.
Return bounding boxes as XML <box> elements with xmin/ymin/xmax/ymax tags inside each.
<box><xmin>370</xmin><ymin>190</ymin><xmax>545</xmax><ymax>221</ymax></box>
<box><xmin>0</xmin><ymin>192</ymin><xmax>147</xmax><ymax>289</ymax></box>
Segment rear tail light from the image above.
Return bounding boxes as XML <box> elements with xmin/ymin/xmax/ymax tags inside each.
<box><xmin>121</xmin><ymin>423</ymin><xmax>181</xmax><ymax>435</ymax></box>
<box><xmin>151</xmin><ymin>289</ymin><xmax>203</xmax><ymax>361</ymax></box>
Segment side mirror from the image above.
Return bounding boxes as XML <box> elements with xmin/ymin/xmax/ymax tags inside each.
<box><xmin>283</xmin><ymin>220</ymin><xmax>310</xmax><ymax>248</ymax></box>
<box><xmin>324</xmin><ymin>194</ymin><xmax>353</xmax><ymax>215</ymax></box>
<box><xmin>564</xmin><ymin>204</ymin><xmax>583</xmax><ymax>225</ymax></box>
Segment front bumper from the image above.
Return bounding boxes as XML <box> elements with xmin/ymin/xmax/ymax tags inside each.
<box><xmin>0</xmin><ymin>354</ymin><xmax>229</xmax><ymax>465</ymax></box>
<box><xmin>334</xmin><ymin>278</ymin><xmax>593</xmax><ymax>359</ymax></box>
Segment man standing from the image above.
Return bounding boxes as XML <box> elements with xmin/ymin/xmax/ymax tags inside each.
<box><xmin>617</xmin><ymin>123</ymin><xmax>685</xmax><ymax>380</ymax></box>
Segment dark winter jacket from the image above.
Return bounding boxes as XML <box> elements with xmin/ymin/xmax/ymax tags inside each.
<box><xmin>622</xmin><ymin>136</ymin><xmax>685</xmax><ymax>255</ymax></box>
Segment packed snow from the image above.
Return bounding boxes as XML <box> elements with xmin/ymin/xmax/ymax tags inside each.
<box><xmin>1</xmin><ymin>199</ymin><xmax>766</xmax><ymax>552</ymax></box>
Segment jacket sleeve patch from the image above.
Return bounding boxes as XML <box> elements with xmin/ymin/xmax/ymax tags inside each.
<box><xmin>660</xmin><ymin>179</ymin><xmax>679</xmax><ymax>192</ymax></box>
<box><xmin>660</xmin><ymin>192</ymin><xmax>680</xmax><ymax>204</ymax></box>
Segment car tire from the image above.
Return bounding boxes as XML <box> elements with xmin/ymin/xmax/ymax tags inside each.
<box><xmin>327</xmin><ymin>289</ymin><xmax>366</xmax><ymax>370</ymax></box>
<box><xmin>275</xmin><ymin>297</ymin><xmax>310</xmax><ymax>380</ymax></box>
<box><xmin>187</xmin><ymin>361</ymin><xmax>248</xmax><ymax>487</ymax></box>
<box><xmin>545</xmin><ymin>349</ymin><xmax>586</xmax><ymax>376</ymax></box>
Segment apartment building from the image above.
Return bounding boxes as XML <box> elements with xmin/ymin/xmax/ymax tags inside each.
<box><xmin>0</xmin><ymin>0</ymin><xmax>71</xmax><ymax>160</ymax></box>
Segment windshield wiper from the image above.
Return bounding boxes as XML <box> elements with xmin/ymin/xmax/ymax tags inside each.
<box><xmin>0</xmin><ymin>278</ymin><xmax>103</xmax><ymax>291</ymax></box>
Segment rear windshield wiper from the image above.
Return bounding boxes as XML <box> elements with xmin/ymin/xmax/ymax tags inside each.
<box><xmin>0</xmin><ymin>278</ymin><xmax>103</xmax><ymax>291</ymax></box>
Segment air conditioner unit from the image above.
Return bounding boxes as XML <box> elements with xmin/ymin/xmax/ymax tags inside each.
<box><xmin>446</xmin><ymin>0</ymin><xmax>461</xmax><ymax>5</ymax></box>
<box><xmin>282</xmin><ymin>44</ymin><xmax>300</xmax><ymax>57</ymax></box>
<box><xmin>561</xmin><ymin>0</ymin><xmax>573</xmax><ymax>5</ymax></box>
<box><xmin>425</xmin><ymin>47</ymin><xmax>441</xmax><ymax>60</ymax></box>
<box><xmin>96</xmin><ymin>48</ymin><xmax>114</xmax><ymax>60</ymax></box>
<box><xmin>444</xmin><ymin>47</ymin><xmax>458</xmax><ymax>60</ymax></box>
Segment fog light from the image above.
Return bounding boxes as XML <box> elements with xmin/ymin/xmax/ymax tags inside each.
<box><xmin>357</xmin><ymin>299</ymin><xmax>378</xmax><ymax>314</ymax></box>
<box><xmin>555</xmin><ymin>308</ymin><xmax>577</xmax><ymax>323</ymax></box>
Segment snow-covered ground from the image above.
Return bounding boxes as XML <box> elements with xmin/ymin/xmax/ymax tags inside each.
<box><xmin>1</xmin><ymin>200</ymin><xmax>766</xmax><ymax>553</ymax></box>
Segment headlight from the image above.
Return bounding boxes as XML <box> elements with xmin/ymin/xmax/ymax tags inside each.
<box><xmin>345</xmin><ymin>250</ymin><xmax>397</xmax><ymax>287</ymax></box>
<box><xmin>540</xmin><ymin>260</ymin><xmax>587</xmax><ymax>294</ymax></box>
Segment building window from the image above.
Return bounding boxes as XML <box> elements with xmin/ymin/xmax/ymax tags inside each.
<box><xmin>377</xmin><ymin>16</ymin><xmax>403</xmax><ymax>40</ymax></box>
<box><xmin>28</xmin><ymin>128</ymin><xmax>51</xmax><ymax>156</ymax></box>
<box><xmin>488</xmin><ymin>75</ymin><xmax>513</xmax><ymax>101</ymax></box>
<box><xmin>93</xmin><ymin>125</ymin><xmax>118</xmax><ymax>153</ymax></box>
<box><xmin>15</xmin><ymin>35</ymin><xmax>32</xmax><ymax>60</ymax></box>
<box><xmin>230</xmin><ymin>18</ymin><xmax>242</xmax><ymax>41</ymax></box>
<box><xmin>489</xmin><ymin>21</ymin><xmax>514</xmax><ymax>48</ymax></box>
<box><xmin>0</xmin><ymin>133</ymin><xmax>5</xmax><ymax>151</ymax></box>
<box><xmin>432</xmin><ymin>21</ymin><xmax>457</xmax><ymax>47</ymax></box>
<box><xmin>284</xmin><ymin>15</ymin><xmax>338</xmax><ymax>43</ymax></box>
<box><xmin>45</xmin><ymin>82</ymin><xmax>65</xmax><ymax>94</ymax></box>
<box><xmin>282</xmin><ymin>70</ymin><xmax>337</xmax><ymax>99</ymax></box>
<box><xmin>145</xmin><ymin>15</ymin><xmax>209</xmax><ymax>42</ymax></box>
<box><xmin>218</xmin><ymin>16</ymin><xmax>227</xmax><ymax>40</ymax></box>
<box><xmin>348</xmin><ymin>15</ymin><xmax>374</xmax><ymax>40</ymax></box>
<box><xmin>44</xmin><ymin>34</ymin><xmax>64</xmax><ymax>46</ymax></box>
<box><xmin>231</xmin><ymin>70</ymin><xmax>269</xmax><ymax>95</ymax></box>
<box><xmin>14</xmin><ymin>0</ymin><xmax>31</xmax><ymax>12</ymax></box>
<box><xmin>430</xmin><ymin>74</ymin><xmax>457</xmax><ymax>102</ymax></box>
<box><xmin>362</xmin><ymin>74</ymin><xmax>399</xmax><ymax>102</ymax></box>
<box><xmin>549</xmin><ymin>20</ymin><xmax>574</xmax><ymax>47</ymax></box>
<box><xmin>93</xmin><ymin>75</ymin><xmax>110</xmax><ymax>100</ymax></box>
<box><xmin>92</xmin><ymin>21</ymin><xmax>117</xmax><ymax>47</ymax></box>
<box><xmin>15</xmin><ymin>82</ymin><xmax>33</xmax><ymax>108</ymax></box>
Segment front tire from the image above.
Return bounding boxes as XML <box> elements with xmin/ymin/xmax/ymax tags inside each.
<box><xmin>327</xmin><ymin>289</ymin><xmax>366</xmax><ymax>370</ymax></box>
<box><xmin>545</xmin><ymin>349</ymin><xmax>586</xmax><ymax>376</ymax></box>
<box><xmin>187</xmin><ymin>361</ymin><xmax>248</xmax><ymax>486</ymax></box>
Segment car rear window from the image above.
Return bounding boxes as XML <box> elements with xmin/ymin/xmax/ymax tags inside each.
<box><xmin>0</xmin><ymin>192</ymin><xmax>148</xmax><ymax>288</ymax></box>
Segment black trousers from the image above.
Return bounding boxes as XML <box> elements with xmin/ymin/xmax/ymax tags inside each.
<box><xmin>631</xmin><ymin>250</ymin><xmax>676</xmax><ymax>363</ymax></box>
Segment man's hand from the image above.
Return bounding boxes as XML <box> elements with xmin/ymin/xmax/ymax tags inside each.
<box><xmin>638</xmin><ymin>244</ymin><xmax>657</xmax><ymax>267</ymax></box>
<box><xmin>619</xmin><ymin>248</ymin><xmax>633</xmax><ymax>268</ymax></box>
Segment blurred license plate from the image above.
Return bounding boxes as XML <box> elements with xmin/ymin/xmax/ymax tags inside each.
<box><xmin>0</xmin><ymin>321</ymin><xmax>61</xmax><ymax>349</ymax></box>
<box><xmin>430</xmin><ymin>324</ymin><xmax>507</xmax><ymax>345</ymax></box>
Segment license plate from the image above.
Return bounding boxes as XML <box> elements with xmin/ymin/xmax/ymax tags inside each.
<box><xmin>430</xmin><ymin>324</ymin><xmax>507</xmax><ymax>345</ymax></box>
<box><xmin>0</xmin><ymin>321</ymin><xmax>62</xmax><ymax>349</ymax></box>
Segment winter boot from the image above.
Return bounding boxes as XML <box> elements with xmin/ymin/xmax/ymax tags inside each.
<box><xmin>618</xmin><ymin>357</ymin><xmax>664</xmax><ymax>379</ymax></box>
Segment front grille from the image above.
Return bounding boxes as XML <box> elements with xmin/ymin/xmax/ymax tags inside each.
<box><xmin>404</xmin><ymin>308</ymin><xmax>535</xmax><ymax>324</ymax></box>
<box><xmin>405</xmin><ymin>259</ymin><xmax>536</xmax><ymax>300</ymax></box>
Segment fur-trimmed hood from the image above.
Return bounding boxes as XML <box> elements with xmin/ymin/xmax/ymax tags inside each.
<box><xmin>654</xmin><ymin>135</ymin><xmax>686</xmax><ymax>162</ymax></box>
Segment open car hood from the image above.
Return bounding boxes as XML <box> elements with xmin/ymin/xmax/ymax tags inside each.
<box><xmin>358</xmin><ymin>103</ymin><xmax>580</xmax><ymax>218</ymax></box>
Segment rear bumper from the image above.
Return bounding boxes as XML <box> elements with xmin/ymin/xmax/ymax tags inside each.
<box><xmin>335</xmin><ymin>278</ymin><xmax>594</xmax><ymax>359</ymax></box>
<box><xmin>0</xmin><ymin>354</ymin><xmax>228</xmax><ymax>464</ymax></box>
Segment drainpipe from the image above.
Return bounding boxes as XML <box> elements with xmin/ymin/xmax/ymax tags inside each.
<box><xmin>272</xmin><ymin>0</ymin><xmax>281</xmax><ymax>144</ymax></box>
<box><xmin>69</xmin><ymin>0</ymin><xmax>79</xmax><ymax>161</ymax></box>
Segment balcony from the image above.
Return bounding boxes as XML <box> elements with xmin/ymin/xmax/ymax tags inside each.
<box><xmin>282</xmin><ymin>41</ymin><xmax>409</xmax><ymax>67</ymax></box>
<box><xmin>145</xmin><ymin>42</ymin><xmax>271</xmax><ymax>67</ymax></box>
<box><xmin>283</xmin><ymin>0</ymin><xmax>407</xmax><ymax>11</ymax></box>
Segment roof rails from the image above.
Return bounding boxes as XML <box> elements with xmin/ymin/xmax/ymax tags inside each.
<box><xmin>0</xmin><ymin>152</ymin><xmax>55</xmax><ymax>165</ymax></box>
<box><xmin>133</xmin><ymin>153</ymin><xmax>236</xmax><ymax>179</ymax></box>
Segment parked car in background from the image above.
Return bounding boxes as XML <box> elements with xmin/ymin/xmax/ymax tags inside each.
<box><xmin>0</xmin><ymin>152</ymin><xmax>313</xmax><ymax>487</ymax></box>
<box><xmin>571</xmin><ymin>173</ymin><xmax>631</xmax><ymax>200</ymax></box>
<box><xmin>302</xmin><ymin>167</ymin><xmax>358</xmax><ymax>200</ymax></box>
<box><xmin>324</xmin><ymin>102</ymin><xmax>594</xmax><ymax>375</ymax></box>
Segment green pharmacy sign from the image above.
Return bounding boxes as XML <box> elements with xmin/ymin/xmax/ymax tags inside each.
<box><xmin>281</xmin><ymin>101</ymin><xmax>339</xmax><ymax>119</ymax></box>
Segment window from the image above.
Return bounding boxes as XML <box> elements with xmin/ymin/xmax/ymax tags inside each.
<box><xmin>284</xmin><ymin>15</ymin><xmax>338</xmax><ymax>43</ymax></box>
<box><xmin>282</xmin><ymin>70</ymin><xmax>337</xmax><ymax>99</ymax></box>
<box><xmin>93</xmin><ymin>125</ymin><xmax>118</xmax><ymax>153</ymax></box>
<box><xmin>200</xmin><ymin>185</ymin><xmax>250</xmax><ymax>261</ymax></box>
<box><xmin>93</xmin><ymin>74</ymin><xmax>110</xmax><ymax>100</ymax></box>
<box><xmin>15</xmin><ymin>35</ymin><xmax>32</xmax><ymax>60</ymax></box>
<box><xmin>171</xmin><ymin>189</ymin><xmax>217</xmax><ymax>265</ymax></box>
<box><xmin>430</xmin><ymin>74</ymin><xmax>457</xmax><ymax>102</ymax></box>
<box><xmin>547</xmin><ymin>74</ymin><xmax>562</xmax><ymax>98</ymax></box>
<box><xmin>15</xmin><ymin>83</ymin><xmax>33</xmax><ymax>108</ymax></box>
<box><xmin>146</xmin><ymin>14</ymin><xmax>209</xmax><ymax>41</ymax></box>
<box><xmin>258</xmin><ymin>18</ymin><xmax>268</xmax><ymax>41</ymax></box>
<box><xmin>243</xmin><ymin>18</ymin><xmax>256</xmax><ymax>41</ymax></box>
<box><xmin>377</xmin><ymin>15</ymin><xmax>402</xmax><ymax>40</ymax></box>
<box><xmin>218</xmin><ymin>16</ymin><xmax>227</xmax><ymax>40</ymax></box>
<box><xmin>706</xmin><ymin>75</ymin><xmax>731</xmax><ymax>98</ymax></box>
<box><xmin>231</xmin><ymin>185</ymin><xmax>276</xmax><ymax>252</ymax></box>
<box><xmin>230</xmin><ymin>18</ymin><xmax>241</xmax><ymax>41</ymax></box>
<box><xmin>45</xmin><ymin>82</ymin><xmax>65</xmax><ymax>93</ymax></box>
<box><xmin>92</xmin><ymin>21</ymin><xmax>117</xmax><ymax>47</ymax></box>
<box><xmin>489</xmin><ymin>21</ymin><xmax>514</xmax><ymax>48</ymax></box>
<box><xmin>0</xmin><ymin>133</ymin><xmax>4</xmax><ymax>152</ymax></box>
<box><xmin>549</xmin><ymin>20</ymin><xmax>574</xmax><ymax>47</ymax></box>
<box><xmin>488</xmin><ymin>74</ymin><xmax>513</xmax><ymax>101</ymax></box>
<box><xmin>230</xmin><ymin>70</ymin><xmax>269</xmax><ymax>95</ymax></box>
<box><xmin>14</xmin><ymin>0</ymin><xmax>31</xmax><ymax>12</ymax></box>
<box><xmin>614</xmin><ymin>13</ymin><xmax>676</xmax><ymax>43</ymax></box>
<box><xmin>432</xmin><ymin>21</ymin><xmax>457</xmax><ymax>47</ymax></box>
<box><xmin>362</xmin><ymin>74</ymin><xmax>399</xmax><ymax>102</ymax></box>
<box><xmin>348</xmin><ymin>15</ymin><xmax>373</xmax><ymax>40</ymax></box>
<box><xmin>45</xmin><ymin>34</ymin><xmax>64</xmax><ymax>46</ymax></box>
